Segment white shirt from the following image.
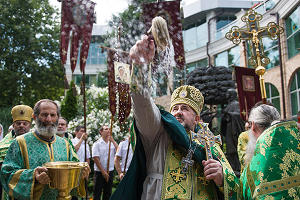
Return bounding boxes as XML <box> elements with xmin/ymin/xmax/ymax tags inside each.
<box><xmin>92</xmin><ymin>138</ymin><xmax>116</xmax><ymax>172</ymax></box>
<box><xmin>71</xmin><ymin>137</ymin><xmax>91</xmax><ymax>162</ymax></box>
<box><xmin>116</xmin><ymin>138</ymin><xmax>133</xmax><ymax>172</ymax></box>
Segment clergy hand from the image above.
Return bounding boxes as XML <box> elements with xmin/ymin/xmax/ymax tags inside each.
<box><xmin>130</xmin><ymin>35</ymin><xmax>155</xmax><ymax>65</ymax></box>
<box><xmin>35</xmin><ymin>167</ymin><xmax>50</xmax><ymax>185</ymax></box>
<box><xmin>202</xmin><ymin>159</ymin><xmax>224</xmax><ymax>186</ymax></box>
<box><xmin>81</xmin><ymin>164</ymin><xmax>91</xmax><ymax>180</ymax></box>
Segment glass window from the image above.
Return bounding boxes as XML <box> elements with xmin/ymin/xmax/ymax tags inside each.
<box><xmin>266</xmin><ymin>83</ymin><xmax>280</xmax><ymax>112</ymax></box>
<box><xmin>215</xmin><ymin>46</ymin><xmax>240</xmax><ymax>67</ymax></box>
<box><xmin>216</xmin><ymin>16</ymin><xmax>236</xmax><ymax>30</ymax></box>
<box><xmin>186</xmin><ymin>62</ymin><xmax>196</xmax><ymax>74</ymax></box>
<box><xmin>262</xmin><ymin>37</ymin><xmax>279</xmax><ymax>69</ymax></box>
<box><xmin>183</xmin><ymin>27</ymin><xmax>197</xmax><ymax>51</ymax></box>
<box><xmin>265</xmin><ymin>0</ymin><xmax>279</xmax><ymax>11</ymax></box>
<box><xmin>286</xmin><ymin>6</ymin><xmax>300</xmax><ymax>37</ymax></box>
<box><xmin>286</xmin><ymin>6</ymin><xmax>300</xmax><ymax>59</ymax></box>
<box><xmin>196</xmin><ymin>23</ymin><xmax>208</xmax><ymax>48</ymax></box>
<box><xmin>215</xmin><ymin>51</ymin><xmax>228</xmax><ymax>67</ymax></box>
<box><xmin>290</xmin><ymin>69</ymin><xmax>300</xmax><ymax>117</ymax></box>
<box><xmin>186</xmin><ymin>58</ymin><xmax>208</xmax><ymax>74</ymax></box>
<box><xmin>73</xmin><ymin>75</ymin><xmax>90</xmax><ymax>86</ymax></box>
<box><xmin>183</xmin><ymin>21</ymin><xmax>208</xmax><ymax>51</ymax></box>
<box><xmin>287</xmin><ymin>31</ymin><xmax>300</xmax><ymax>59</ymax></box>
<box><xmin>228</xmin><ymin>45</ymin><xmax>241</xmax><ymax>66</ymax></box>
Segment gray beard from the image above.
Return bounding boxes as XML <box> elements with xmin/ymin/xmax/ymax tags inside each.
<box><xmin>56</xmin><ymin>130</ymin><xmax>66</xmax><ymax>135</ymax></box>
<box><xmin>245</xmin><ymin>130</ymin><xmax>258</xmax><ymax>165</ymax></box>
<box><xmin>36</xmin><ymin>118</ymin><xmax>58</xmax><ymax>138</ymax></box>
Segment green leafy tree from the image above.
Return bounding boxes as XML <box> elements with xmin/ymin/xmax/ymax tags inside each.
<box><xmin>61</xmin><ymin>81</ymin><xmax>78</xmax><ymax>122</ymax></box>
<box><xmin>0</xmin><ymin>107</ymin><xmax>12</xmax><ymax>136</ymax></box>
<box><xmin>0</xmin><ymin>0</ymin><xmax>64</xmax><ymax>107</ymax></box>
<box><xmin>66</xmin><ymin>85</ymin><xmax>132</xmax><ymax>144</ymax></box>
<box><xmin>97</xmin><ymin>70</ymin><xmax>108</xmax><ymax>88</ymax></box>
<box><xmin>106</xmin><ymin>0</ymin><xmax>153</xmax><ymax>51</ymax></box>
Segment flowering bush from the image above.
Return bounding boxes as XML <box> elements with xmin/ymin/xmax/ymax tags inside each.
<box><xmin>63</xmin><ymin>85</ymin><xmax>132</xmax><ymax>146</ymax></box>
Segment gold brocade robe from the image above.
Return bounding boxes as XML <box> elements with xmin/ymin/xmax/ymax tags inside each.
<box><xmin>161</xmin><ymin>125</ymin><xmax>239</xmax><ymax>200</ymax></box>
<box><xmin>161</xmin><ymin>143</ymin><xmax>218</xmax><ymax>200</ymax></box>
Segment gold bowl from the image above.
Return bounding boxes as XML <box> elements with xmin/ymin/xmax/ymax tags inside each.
<box><xmin>43</xmin><ymin>161</ymin><xmax>87</xmax><ymax>200</ymax></box>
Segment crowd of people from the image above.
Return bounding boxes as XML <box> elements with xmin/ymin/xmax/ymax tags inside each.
<box><xmin>0</xmin><ymin>36</ymin><xmax>298</xmax><ymax>200</ymax></box>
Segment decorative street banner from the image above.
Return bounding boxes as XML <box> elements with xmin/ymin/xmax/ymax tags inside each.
<box><xmin>60</xmin><ymin>0</ymin><xmax>96</xmax><ymax>73</ymax></box>
<box><xmin>235</xmin><ymin>66</ymin><xmax>262</xmax><ymax>121</ymax></box>
<box><xmin>142</xmin><ymin>0</ymin><xmax>185</xmax><ymax>70</ymax></box>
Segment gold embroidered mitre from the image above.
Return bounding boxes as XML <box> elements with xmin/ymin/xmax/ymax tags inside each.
<box><xmin>11</xmin><ymin>105</ymin><xmax>33</xmax><ymax>122</ymax></box>
<box><xmin>169</xmin><ymin>85</ymin><xmax>204</xmax><ymax>116</ymax></box>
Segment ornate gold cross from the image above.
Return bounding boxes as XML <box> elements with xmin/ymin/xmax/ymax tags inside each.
<box><xmin>195</xmin><ymin>124</ymin><xmax>222</xmax><ymax>160</ymax></box>
<box><xmin>225</xmin><ymin>9</ymin><xmax>283</xmax><ymax>101</ymax></box>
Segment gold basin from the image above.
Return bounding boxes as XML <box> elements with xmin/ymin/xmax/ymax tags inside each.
<box><xmin>43</xmin><ymin>161</ymin><xmax>87</xmax><ymax>200</ymax></box>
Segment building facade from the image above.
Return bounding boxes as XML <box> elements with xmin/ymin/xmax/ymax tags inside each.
<box><xmin>65</xmin><ymin>25</ymin><xmax>111</xmax><ymax>87</ymax></box>
<box><xmin>181</xmin><ymin>0</ymin><xmax>300</xmax><ymax>119</ymax></box>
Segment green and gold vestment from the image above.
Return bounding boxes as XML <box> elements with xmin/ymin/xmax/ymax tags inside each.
<box><xmin>239</xmin><ymin>121</ymin><xmax>300</xmax><ymax>199</ymax></box>
<box><xmin>0</xmin><ymin>131</ymin><xmax>15</xmax><ymax>163</ymax></box>
<box><xmin>237</xmin><ymin>131</ymin><xmax>249</xmax><ymax>173</ymax></box>
<box><xmin>0</xmin><ymin>131</ymin><xmax>85</xmax><ymax>200</ymax></box>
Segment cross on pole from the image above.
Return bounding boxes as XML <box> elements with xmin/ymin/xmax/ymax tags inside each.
<box><xmin>195</xmin><ymin>124</ymin><xmax>222</xmax><ymax>160</ymax></box>
<box><xmin>225</xmin><ymin>9</ymin><xmax>283</xmax><ymax>101</ymax></box>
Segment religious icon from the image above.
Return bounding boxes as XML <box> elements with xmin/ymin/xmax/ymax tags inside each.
<box><xmin>114</xmin><ymin>62</ymin><xmax>131</xmax><ymax>84</ymax></box>
<box><xmin>242</xmin><ymin>75</ymin><xmax>255</xmax><ymax>91</ymax></box>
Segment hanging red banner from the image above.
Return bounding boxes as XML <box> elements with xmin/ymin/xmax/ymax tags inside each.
<box><xmin>60</xmin><ymin>0</ymin><xmax>96</xmax><ymax>73</ymax></box>
<box><xmin>142</xmin><ymin>0</ymin><xmax>185</xmax><ymax>70</ymax></box>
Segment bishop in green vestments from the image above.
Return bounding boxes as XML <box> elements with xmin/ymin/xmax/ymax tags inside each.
<box><xmin>0</xmin><ymin>99</ymin><xmax>88</xmax><ymax>200</ymax></box>
<box><xmin>111</xmin><ymin>35</ymin><xmax>239</xmax><ymax>200</ymax></box>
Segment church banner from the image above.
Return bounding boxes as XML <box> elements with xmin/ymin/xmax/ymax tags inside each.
<box><xmin>107</xmin><ymin>50</ymin><xmax>131</xmax><ymax>124</ymax></box>
<box><xmin>60</xmin><ymin>0</ymin><xmax>96</xmax><ymax>73</ymax></box>
<box><xmin>235</xmin><ymin>66</ymin><xmax>262</xmax><ymax>121</ymax></box>
<box><xmin>142</xmin><ymin>0</ymin><xmax>185</xmax><ymax>70</ymax></box>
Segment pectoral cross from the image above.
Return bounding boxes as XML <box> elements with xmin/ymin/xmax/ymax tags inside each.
<box><xmin>181</xmin><ymin>147</ymin><xmax>194</xmax><ymax>175</ymax></box>
<box><xmin>196</xmin><ymin>125</ymin><xmax>222</xmax><ymax>160</ymax></box>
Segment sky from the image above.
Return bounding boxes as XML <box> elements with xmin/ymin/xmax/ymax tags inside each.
<box><xmin>49</xmin><ymin>0</ymin><xmax>198</xmax><ymax>25</ymax></box>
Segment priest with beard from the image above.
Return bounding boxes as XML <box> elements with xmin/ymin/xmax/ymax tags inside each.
<box><xmin>239</xmin><ymin>104</ymin><xmax>300</xmax><ymax>199</ymax></box>
<box><xmin>0</xmin><ymin>99</ymin><xmax>90</xmax><ymax>200</ymax></box>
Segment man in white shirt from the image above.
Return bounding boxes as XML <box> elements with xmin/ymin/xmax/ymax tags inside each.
<box><xmin>114</xmin><ymin>135</ymin><xmax>133</xmax><ymax>180</ymax></box>
<box><xmin>72</xmin><ymin>126</ymin><xmax>91</xmax><ymax>164</ymax></box>
<box><xmin>92</xmin><ymin>125</ymin><xmax>118</xmax><ymax>200</ymax></box>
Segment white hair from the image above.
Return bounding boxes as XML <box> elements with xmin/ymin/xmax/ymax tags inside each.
<box><xmin>248</xmin><ymin>104</ymin><xmax>280</xmax><ymax>130</ymax></box>
<box><xmin>245</xmin><ymin>129</ymin><xmax>257</xmax><ymax>165</ymax></box>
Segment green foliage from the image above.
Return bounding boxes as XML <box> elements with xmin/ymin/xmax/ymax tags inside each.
<box><xmin>61</xmin><ymin>81</ymin><xmax>78</xmax><ymax>122</ymax></box>
<box><xmin>0</xmin><ymin>106</ymin><xmax>13</xmax><ymax>135</ymax></box>
<box><xmin>66</xmin><ymin>85</ymin><xmax>133</xmax><ymax>145</ymax></box>
<box><xmin>0</xmin><ymin>0</ymin><xmax>64</xmax><ymax>107</ymax></box>
<box><xmin>105</xmin><ymin>0</ymin><xmax>153</xmax><ymax>51</ymax></box>
<box><xmin>97</xmin><ymin>70</ymin><xmax>108</xmax><ymax>88</ymax></box>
